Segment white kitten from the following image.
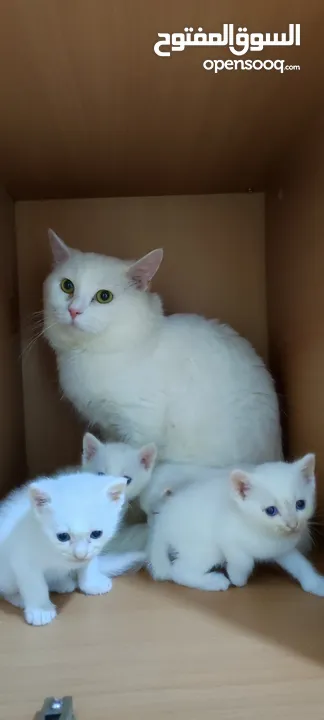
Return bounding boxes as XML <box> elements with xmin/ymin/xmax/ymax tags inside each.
<box><xmin>82</xmin><ymin>432</ymin><xmax>157</xmax><ymax>551</ymax></box>
<box><xmin>0</xmin><ymin>471</ymin><xmax>144</xmax><ymax>626</ymax></box>
<box><xmin>43</xmin><ymin>231</ymin><xmax>282</xmax><ymax>467</ymax></box>
<box><xmin>147</xmin><ymin>454</ymin><xmax>324</xmax><ymax>595</ymax></box>
<box><xmin>82</xmin><ymin>432</ymin><xmax>157</xmax><ymax>502</ymax></box>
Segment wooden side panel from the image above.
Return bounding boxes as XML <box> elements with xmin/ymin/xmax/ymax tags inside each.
<box><xmin>266</xmin><ymin>126</ymin><xmax>324</xmax><ymax>508</ymax></box>
<box><xmin>0</xmin><ymin>188</ymin><xmax>26</xmax><ymax>493</ymax></box>
<box><xmin>16</xmin><ymin>192</ymin><xmax>266</xmax><ymax>476</ymax></box>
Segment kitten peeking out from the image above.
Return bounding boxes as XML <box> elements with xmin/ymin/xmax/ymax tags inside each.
<box><xmin>147</xmin><ymin>454</ymin><xmax>324</xmax><ymax>596</ymax></box>
<box><xmin>82</xmin><ymin>432</ymin><xmax>157</xmax><ymax>502</ymax></box>
<box><xmin>0</xmin><ymin>471</ymin><xmax>145</xmax><ymax>626</ymax></box>
<box><xmin>81</xmin><ymin>433</ymin><xmax>158</xmax><ymax>553</ymax></box>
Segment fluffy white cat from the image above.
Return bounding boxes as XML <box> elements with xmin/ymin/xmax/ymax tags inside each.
<box><xmin>43</xmin><ymin>231</ymin><xmax>282</xmax><ymax>467</ymax></box>
<box><xmin>147</xmin><ymin>454</ymin><xmax>324</xmax><ymax>595</ymax></box>
<box><xmin>0</xmin><ymin>471</ymin><xmax>145</xmax><ymax>626</ymax></box>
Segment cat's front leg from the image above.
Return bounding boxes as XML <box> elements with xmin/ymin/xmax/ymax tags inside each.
<box><xmin>12</xmin><ymin>561</ymin><xmax>56</xmax><ymax>626</ymax></box>
<box><xmin>77</xmin><ymin>556</ymin><xmax>113</xmax><ymax>595</ymax></box>
<box><xmin>48</xmin><ymin>572</ymin><xmax>77</xmax><ymax>594</ymax></box>
<box><xmin>226</xmin><ymin>553</ymin><xmax>254</xmax><ymax>588</ymax></box>
<box><xmin>3</xmin><ymin>592</ymin><xmax>24</xmax><ymax>609</ymax></box>
<box><xmin>276</xmin><ymin>549</ymin><xmax>324</xmax><ymax>596</ymax></box>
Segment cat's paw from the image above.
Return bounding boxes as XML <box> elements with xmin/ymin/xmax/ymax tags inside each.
<box><xmin>302</xmin><ymin>576</ymin><xmax>324</xmax><ymax>597</ymax></box>
<box><xmin>204</xmin><ymin>573</ymin><xmax>230</xmax><ymax>591</ymax></box>
<box><xmin>226</xmin><ymin>567</ymin><xmax>249</xmax><ymax>587</ymax></box>
<box><xmin>79</xmin><ymin>574</ymin><xmax>113</xmax><ymax>596</ymax></box>
<box><xmin>49</xmin><ymin>576</ymin><xmax>77</xmax><ymax>594</ymax></box>
<box><xmin>4</xmin><ymin>593</ymin><xmax>24</xmax><ymax>609</ymax></box>
<box><xmin>24</xmin><ymin>603</ymin><xmax>57</xmax><ymax>626</ymax></box>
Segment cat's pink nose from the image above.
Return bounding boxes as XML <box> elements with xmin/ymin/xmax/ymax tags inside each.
<box><xmin>69</xmin><ymin>307</ymin><xmax>81</xmax><ymax>320</ymax></box>
<box><xmin>286</xmin><ymin>520</ymin><xmax>298</xmax><ymax>531</ymax></box>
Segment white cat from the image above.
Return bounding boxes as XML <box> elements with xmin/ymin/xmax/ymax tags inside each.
<box><xmin>147</xmin><ymin>454</ymin><xmax>324</xmax><ymax>595</ymax></box>
<box><xmin>82</xmin><ymin>432</ymin><xmax>157</xmax><ymax>502</ymax></box>
<box><xmin>82</xmin><ymin>432</ymin><xmax>156</xmax><ymax>550</ymax></box>
<box><xmin>43</xmin><ymin>230</ymin><xmax>282</xmax><ymax>467</ymax></box>
<box><xmin>0</xmin><ymin>471</ymin><xmax>145</xmax><ymax>626</ymax></box>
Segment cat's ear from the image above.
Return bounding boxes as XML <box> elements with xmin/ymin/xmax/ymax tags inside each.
<box><xmin>82</xmin><ymin>432</ymin><xmax>102</xmax><ymax>464</ymax></box>
<box><xmin>230</xmin><ymin>470</ymin><xmax>252</xmax><ymax>499</ymax></box>
<box><xmin>139</xmin><ymin>443</ymin><xmax>158</xmax><ymax>471</ymax></box>
<box><xmin>126</xmin><ymin>249</ymin><xmax>163</xmax><ymax>290</ymax></box>
<box><xmin>106</xmin><ymin>479</ymin><xmax>127</xmax><ymax>504</ymax></box>
<box><xmin>29</xmin><ymin>484</ymin><xmax>52</xmax><ymax>510</ymax></box>
<box><xmin>296</xmin><ymin>453</ymin><xmax>316</xmax><ymax>483</ymax></box>
<box><xmin>48</xmin><ymin>229</ymin><xmax>71</xmax><ymax>265</ymax></box>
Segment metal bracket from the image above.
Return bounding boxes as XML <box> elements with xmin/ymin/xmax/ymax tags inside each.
<box><xmin>36</xmin><ymin>696</ymin><xmax>75</xmax><ymax>720</ymax></box>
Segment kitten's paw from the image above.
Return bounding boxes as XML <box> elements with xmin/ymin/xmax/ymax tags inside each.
<box><xmin>302</xmin><ymin>576</ymin><xmax>324</xmax><ymax>597</ymax></box>
<box><xmin>227</xmin><ymin>568</ymin><xmax>249</xmax><ymax>587</ymax></box>
<box><xmin>204</xmin><ymin>573</ymin><xmax>230</xmax><ymax>591</ymax></box>
<box><xmin>24</xmin><ymin>603</ymin><xmax>57</xmax><ymax>626</ymax></box>
<box><xmin>4</xmin><ymin>592</ymin><xmax>24</xmax><ymax>609</ymax></box>
<box><xmin>49</xmin><ymin>576</ymin><xmax>77</xmax><ymax>594</ymax></box>
<box><xmin>80</xmin><ymin>574</ymin><xmax>113</xmax><ymax>596</ymax></box>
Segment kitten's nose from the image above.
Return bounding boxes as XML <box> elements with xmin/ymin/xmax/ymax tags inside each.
<box><xmin>69</xmin><ymin>307</ymin><xmax>81</xmax><ymax>320</ymax></box>
<box><xmin>73</xmin><ymin>541</ymin><xmax>88</xmax><ymax>560</ymax></box>
<box><xmin>286</xmin><ymin>520</ymin><xmax>298</xmax><ymax>531</ymax></box>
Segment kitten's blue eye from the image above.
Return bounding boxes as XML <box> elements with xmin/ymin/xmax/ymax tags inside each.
<box><xmin>124</xmin><ymin>475</ymin><xmax>132</xmax><ymax>485</ymax></box>
<box><xmin>265</xmin><ymin>506</ymin><xmax>279</xmax><ymax>517</ymax></box>
<box><xmin>97</xmin><ymin>471</ymin><xmax>105</xmax><ymax>476</ymax></box>
<box><xmin>90</xmin><ymin>530</ymin><xmax>103</xmax><ymax>539</ymax></box>
<box><xmin>56</xmin><ymin>532</ymin><xmax>71</xmax><ymax>542</ymax></box>
<box><xmin>296</xmin><ymin>499</ymin><xmax>306</xmax><ymax>510</ymax></box>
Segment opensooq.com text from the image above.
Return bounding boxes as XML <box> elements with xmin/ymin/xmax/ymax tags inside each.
<box><xmin>203</xmin><ymin>58</ymin><xmax>300</xmax><ymax>74</ymax></box>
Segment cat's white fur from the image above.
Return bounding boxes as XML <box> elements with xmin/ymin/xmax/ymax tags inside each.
<box><xmin>43</xmin><ymin>231</ymin><xmax>282</xmax><ymax>467</ymax></box>
<box><xmin>147</xmin><ymin>454</ymin><xmax>324</xmax><ymax>595</ymax></box>
<box><xmin>0</xmin><ymin>471</ymin><xmax>144</xmax><ymax>625</ymax></box>
<box><xmin>140</xmin><ymin>461</ymin><xmax>218</xmax><ymax>515</ymax></box>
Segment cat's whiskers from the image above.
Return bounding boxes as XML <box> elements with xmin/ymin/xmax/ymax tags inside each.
<box><xmin>21</xmin><ymin>321</ymin><xmax>58</xmax><ymax>361</ymax></box>
<box><xmin>308</xmin><ymin>521</ymin><xmax>324</xmax><ymax>541</ymax></box>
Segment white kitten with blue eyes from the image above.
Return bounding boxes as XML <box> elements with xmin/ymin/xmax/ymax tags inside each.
<box><xmin>147</xmin><ymin>454</ymin><xmax>324</xmax><ymax>595</ymax></box>
<box><xmin>43</xmin><ymin>230</ymin><xmax>282</xmax><ymax>469</ymax></box>
<box><xmin>0</xmin><ymin>472</ymin><xmax>145</xmax><ymax>626</ymax></box>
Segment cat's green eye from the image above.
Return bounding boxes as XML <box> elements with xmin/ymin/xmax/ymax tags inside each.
<box><xmin>60</xmin><ymin>278</ymin><xmax>74</xmax><ymax>295</ymax></box>
<box><xmin>96</xmin><ymin>289</ymin><xmax>113</xmax><ymax>304</ymax></box>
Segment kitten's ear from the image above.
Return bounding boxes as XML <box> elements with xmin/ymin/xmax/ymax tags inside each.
<box><xmin>106</xmin><ymin>480</ymin><xmax>127</xmax><ymax>504</ymax></box>
<box><xmin>230</xmin><ymin>470</ymin><xmax>252</xmax><ymax>499</ymax></box>
<box><xmin>82</xmin><ymin>432</ymin><xmax>102</xmax><ymax>464</ymax></box>
<box><xmin>296</xmin><ymin>453</ymin><xmax>316</xmax><ymax>483</ymax></box>
<box><xmin>29</xmin><ymin>484</ymin><xmax>52</xmax><ymax>510</ymax></box>
<box><xmin>127</xmin><ymin>249</ymin><xmax>163</xmax><ymax>290</ymax></box>
<box><xmin>48</xmin><ymin>229</ymin><xmax>71</xmax><ymax>265</ymax></box>
<box><xmin>139</xmin><ymin>443</ymin><xmax>158</xmax><ymax>471</ymax></box>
